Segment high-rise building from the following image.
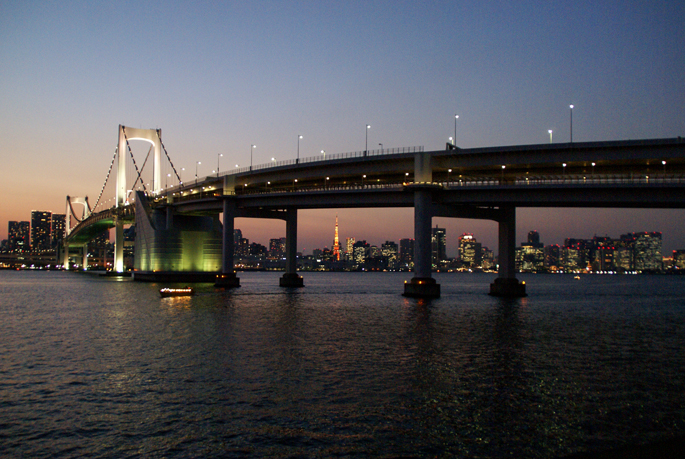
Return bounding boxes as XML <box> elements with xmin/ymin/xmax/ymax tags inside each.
<box><xmin>633</xmin><ymin>232</ymin><xmax>662</xmax><ymax>271</ymax></box>
<box><xmin>518</xmin><ymin>231</ymin><xmax>544</xmax><ymax>271</ymax></box>
<box><xmin>30</xmin><ymin>211</ymin><xmax>52</xmax><ymax>252</ymax></box>
<box><xmin>346</xmin><ymin>237</ymin><xmax>355</xmax><ymax>261</ymax></box>
<box><xmin>458</xmin><ymin>233</ymin><xmax>481</xmax><ymax>267</ymax></box>
<box><xmin>269</xmin><ymin>237</ymin><xmax>286</xmax><ymax>259</ymax></box>
<box><xmin>431</xmin><ymin>226</ymin><xmax>446</xmax><ymax>265</ymax></box>
<box><xmin>398</xmin><ymin>238</ymin><xmax>414</xmax><ymax>269</ymax></box>
<box><xmin>352</xmin><ymin>240</ymin><xmax>369</xmax><ymax>269</ymax></box>
<box><xmin>8</xmin><ymin>221</ymin><xmax>30</xmax><ymax>253</ymax></box>
<box><xmin>52</xmin><ymin>214</ymin><xmax>66</xmax><ymax>249</ymax></box>
<box><xmin>544</xmin><ymin>244</ymin><xmax>561</xmax><ymax>270</ymax></box>
<box><xmin>381</xmin><ymin>241</ymin><xmax>398</xmax><ymax>269</ymax></box>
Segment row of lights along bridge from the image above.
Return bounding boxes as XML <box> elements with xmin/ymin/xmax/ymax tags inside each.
<box><xmin>173</xmin><ymin>106</ymin><xmax>586</xmax><ymax>184</ymax></box>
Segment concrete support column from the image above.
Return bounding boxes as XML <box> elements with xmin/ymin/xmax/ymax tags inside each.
<box><xmin>280</xmin><ymin>208</ymin><xmax>304</xmax><ymax>287</ymax></box>
<box><xmin>404</xmin><ymin>188</ymin><xmax>440</xmax><ymax>298</ymax></box>
<box><xmin>215</xmin><ymin>198</ymin><xmax>240</xmax><ymax>288</ymax></box>
<box><xmin>63</xmin><ymin>242</ymin><xmax>70</xmax><ymax>270</ymax></box>
<box><xmin>114</xmin><ymin>219</ymin><xmax>124</xmax><ymax>272</ymax></box>
<box><xmin>490</xmin><ymin>206</ymin><xmax>526</xmax><ymax>297</ymax></box>
<box><xmin>82</xmin><ymin>244</ymin><xmax>88</xmax><ymax>271</ymax></box>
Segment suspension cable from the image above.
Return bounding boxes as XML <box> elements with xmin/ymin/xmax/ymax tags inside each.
<box><xmin>122</xmin><ymin>126</ymin><xmax>147</xmax><ymax>193</ymax></box>
<box><xmin>92</xmin><ymin>146</ymin><xmax>118</xmax><ymax>211</ymax></box>
<box><xmin>158</xmin><ymin>130</ymin><xmax>182</xmax><ymax>182</ymax></box>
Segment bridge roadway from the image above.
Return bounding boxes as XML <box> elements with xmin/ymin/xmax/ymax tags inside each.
<box><xmin>66</xmin><ymin>137</ymin><xmax>685</xmax><ymax>297</ymax></box>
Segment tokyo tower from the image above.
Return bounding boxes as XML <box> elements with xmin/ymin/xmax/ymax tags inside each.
<box><xmin>333</xmin><ymin>215</ymin><xmax>340</xmax><ymax>261</ymax></box>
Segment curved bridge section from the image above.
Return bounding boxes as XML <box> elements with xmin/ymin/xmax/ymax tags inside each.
<box><xmin>66</xmin><ymin>133</ymin><xmax>685</xmax><ymax>297</ymax></box>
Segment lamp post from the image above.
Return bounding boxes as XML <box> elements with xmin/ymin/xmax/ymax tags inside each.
<box><xmin>447</xmin><ymin>168</ymin><xmax>452</xmax><ymax>184</ymax></box>
<box><xmin>378</xmin><ymin>143</ymin><xmax>383</xmax><ymax>154</ymax></box>
<box><xmin>562</xmin><ymin>163</ymin><xmax>567</xmax><ymax>180</ymax></box>
<box><xmin>250</xmin><ymin>144</ymin><xmax>255</xmax><ymax>171</ymax></box>
<box><xmin>217</xmin><ymin>153</ymin><xmax>223</xmax><ymax>176</ymax></box>
<box><xmin>195</xmin><ymin>161</ymin><xmax>201</xmax><ymax>185</ymax></box>
<box><xmin>362</xmin><ymin>174</ymin><xmax>366</xmax><ymax>187</ymax></box>
<box><xmin>454</xmin><ymin>114</ymin><xmax>459</xmax><ymax>145</ymax></box>
<box><xmin>591</xmin><ymin>162</ymin><xmax>596</xmax><ymax>177</ymax></box>
<box><xmin>448</xmin><ymin>137</ymin><xmax>453</xmax><ymax>145</ymax></box>
<box><xmin>548</xmin><ymin>129</ymin><xmax>553</xmax><ymax>143</ymax></box>
<box><xmin>297</xmin><ymin>135</ymin><xmax>302</xmax><ymax>163</ymax></box>
<box><xmin>293</xmin><ymin>178</ymin><xmax>298</xmax><ymax>190</ymax></box>
<box><xmin>180</xmin><ymin>167</ymin><xmax>185</xmax><ymax>185</ymax></box>
<box><xmin>365</xmin><ymin>124</ymin><xmax>370</xmax><ymax>156</ymax></box>
<box><xmin>321</xmin><ymin>150</ymin><xmax>325</xmax><ymax>160</ymax></box>
<box><xmin>326</xmin><ymin>176</ymin><xmax>329</xmax><ymax>190</ymax></box>
<box><xmin>662</xmin><ymin>160</ymin><xmax>667</xmax><ymax>174</ymax></box>
<box><xmin>501</xmin><ymin>165</ymin><xmax>505</xmax><ymax>182</ymax></box>
<box><xmin>569</xmin><ymin>105</ymin><xmax>574</xmax><ymax>143</ymax></box>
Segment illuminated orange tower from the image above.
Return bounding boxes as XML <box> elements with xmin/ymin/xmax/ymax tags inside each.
<box><xmin>333</xmin><ymin>215</ymin><xmax>340</xmax><ymax>261</ymax></box>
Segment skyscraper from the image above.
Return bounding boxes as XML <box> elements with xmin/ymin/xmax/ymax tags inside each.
<box><xmin>52</xmin><ymin>214</ymin><xmax>66</xmax><ymax>249</ymax></box>
<box><xmin>633</xmin><ymin>232</ymin><xmax>662</xmax><ymax>271</ymax></box>
<box><xmin>399</xmin><ymin>238</ymin><xmax>414</xmax><ymax>269</ymax></box>
<box><xmin>8</xmin><ymin>221</ymin><xmax>30</xmax><ymax>253</ymax></box>
<box><xmin>30</xmin><ymin>211</ymin><xmax>52</xmax><ymax>252</ymax></box>
<box><xmin>381</xmin><ymin>241</ymin><xmax>398</xmax><ymax>269</ymax></box>
<box><xmin>346</xmin><ymin>237</ymin><xmax>355</xmax><ymax>261</ymax></box>
<box><xmin>458</xmin><ymin>233</ymin><xmax>481</xmax><ymax>267</ymax></box>
<box><xmin>431</xmin><ymin>226</ymin><xmax>446</xmax><ymax>265</ymax></box>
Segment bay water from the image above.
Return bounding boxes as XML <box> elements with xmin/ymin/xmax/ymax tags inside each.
<box><xmin>1</xmin><ymin>270</ymin><xmax>684</xmax><ymax>457</ymax></box>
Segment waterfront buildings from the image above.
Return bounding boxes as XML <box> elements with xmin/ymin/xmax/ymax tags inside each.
<box><xmin>8</xmin><ymin>221</ymin><xmax>30</xmax><ymax>253</ymax></box>
<box><xmin>30</xmin><ymin>211</ymin><xmax>52</xmax><ymax>252</ymax></box>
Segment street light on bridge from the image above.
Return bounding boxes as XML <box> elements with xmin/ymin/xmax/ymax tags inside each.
<box><xmin>297</xmin><ymin>135</ymin><xmax>303</xmax><ymax>163</ymax></box>
<box><xmin>379</xmin><ymin>143</ymin><xmax>383</xmax><ymax>154</ymax></box>
<box><xmin>250</xmin><ymin>144</ymin><xmax>256</xmax><ymax>171</ymax></box>
<box><xmin>548</xmin><ymin>129</ymin><xmax>553</xmax><ymax>143</ymax></box>
<box><xmin>365</xmin><ymin>124</ymin><xmax>370</xmax><ymax>156</ymax></box>
<box><xmin>217</xmin><ymin>153</ymin><xmax>223</xmax><ymax>177</ymax></box>
<box><xmin>569</xmin><ymin>105</ymin><xmax>574</xmax><ymax>143</ymax></box>
<box><xmin>454</xmin><ymin>114</ymin><xmax>459</xmax><ymax>145</ymax></box>
<box><xmin>195</xmin><ymin>161</ymin><xmax>201</xmax><ymax>185</ymax></box>
<box><xmin>321</xmin><ymin>150</ymin><xmax>325</xmax><ymax>160</ymax></box>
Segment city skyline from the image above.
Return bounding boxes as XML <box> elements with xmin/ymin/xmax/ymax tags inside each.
<box><xmin>1</xmin><ymin>2</ymin><xmax>684</xmax><ymax>253</ymax></box>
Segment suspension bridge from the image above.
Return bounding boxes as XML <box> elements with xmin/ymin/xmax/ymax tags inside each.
<box><xmin>63</xmin><ymin>125</ymin><xmax>685</xmax><ymax>297</ymax></box>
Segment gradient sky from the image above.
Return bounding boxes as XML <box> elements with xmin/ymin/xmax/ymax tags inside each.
<box><xmin>2</xmin><ymin>1</ymin><xmax>684</xmax><ymax>256</ymax></box>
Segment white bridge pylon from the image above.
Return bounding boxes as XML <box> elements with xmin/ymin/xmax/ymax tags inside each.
<box><xmin>65</xmin><ymin>196</ymin><xmax>91</xmax><ymax>235</ymax></box>
<box><xmin>117</xmin><ymin>125</ymin><xmax>163</xmax><ymax>206</ymax></box>
<box><xmin>114</xmin><ymin>125</ymin><xmax>162</xmax><ymax>272</ymax></box>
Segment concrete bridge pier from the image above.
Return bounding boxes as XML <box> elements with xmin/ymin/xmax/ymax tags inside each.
<box><xmin>216</xmin><ymin>199</ymin><xmax>240</xmax><ymax>288</ymax></box>
<box><xmin>82</xmin><ymin>244</ymin><xmax>88</xmax><ymax>271</ymax></box>
<box><xmin>114</xmin><ymin>219</ymin><xmax>124</xmax><ymax>273</ymax></box>
<box><xmin>404</xmin><ymin>152</ymin><xmax>440</xmax><ymax>298</ymax></box>
<box><xmin>62</xmin><ymin>242</ymin><xmax>70</xmax><ymax>270</ymax></box>
<box><xmin>403</xmin><ymin>188</ymin><xmax>440</xmax><ymax>298</ymax></box>
<box><xmin>490</xmin><ymin>206</ymin><xmax>527</xmax><ymax>297</ymax></box>
<box><xmin>280</xmin><ymin>208</ymin><xmax>304</xmax><ymax>288</ymax></box>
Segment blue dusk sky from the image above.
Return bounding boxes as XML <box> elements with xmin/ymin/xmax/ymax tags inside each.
<box><xmin>1</xmin><ymin>1</ymin><xmax>684</xmax><ymax>256</ymax></box>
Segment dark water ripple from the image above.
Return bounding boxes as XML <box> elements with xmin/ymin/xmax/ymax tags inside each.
<box><xmin>1</xmin><ymin>271</ymin><xmax>684</xmax><ymax>457</ymax></box>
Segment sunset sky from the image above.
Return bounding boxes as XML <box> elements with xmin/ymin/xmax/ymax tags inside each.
<box><xmin>2</xmin><ymin>1</ymin><xmax>684</xmax><ymax>256</ymax></box>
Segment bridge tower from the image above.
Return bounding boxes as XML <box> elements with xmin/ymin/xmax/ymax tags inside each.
<box><xmin>114</xmin><ymin>125</ymin><xmax>163</xmax><ymax>272</ymax></box>
<box><xmin>63</xmin><ymin>196</ymin><xmax>91</xmax><ymax>270</ymax></box>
